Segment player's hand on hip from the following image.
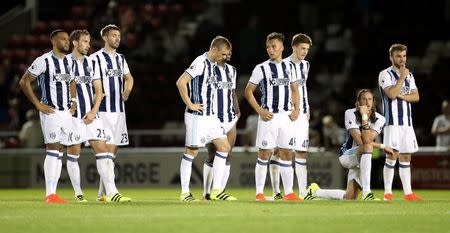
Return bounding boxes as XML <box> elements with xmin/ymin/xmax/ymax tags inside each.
<box><xmin>83</xmin><ymin>111</ymin><xmax>95</xmax><ymax>124</ymax></box>
<box><xmin>289</xmin><ymin>109</ymin><xmax>299</xmax><ymax>121</ymax></box>
<box><xmin>258</xmin><ymin>108</ymin><xmax>273</xmax><ymax>121</ymax></box>
<box><xmin>36</xmin><ymin>103</ymin><xmax>55</xmax><ymax>115</ymax></box>
<box><xmin>188</xmin><ymin>103</ymin><xmax>204</xmax><ymax>114</ymax></box>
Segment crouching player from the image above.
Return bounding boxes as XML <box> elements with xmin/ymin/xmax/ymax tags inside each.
<box><xmin>305</xmin><ymin>89</ymin><xmax>394</xmax><ymax>200</ymax></box>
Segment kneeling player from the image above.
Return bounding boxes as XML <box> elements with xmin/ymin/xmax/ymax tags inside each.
<box><xmin>306</xmin><ymin>89</ymin><xmax>393</xmax><ymax>200</ymax></box>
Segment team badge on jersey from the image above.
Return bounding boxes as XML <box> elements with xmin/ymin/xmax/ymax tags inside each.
<box><xmin>400</xmin><ymin>86</ymin><xmax>411</xmax><ymax>96</ymax></box>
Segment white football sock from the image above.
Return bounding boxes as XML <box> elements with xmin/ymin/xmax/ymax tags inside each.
<box><xmin>44</xmin><ymin>150</ymin><xmax>59</xmax><ymax>196</ymax></box>
<box><xmin>279</xmin><ymin>159</ymin><xmax>294</xmax><ymax>195</ymax></box>
<box><xmin>221</xmin><ymin>161</ymin><xmax>231</xmax><ymax>189</ymax></box>
<box><xmin>383</xmin><ymin>159</ymin><xmax>396</xmax><ymax>194</ymax></box>
<box><xmin>96</xmin><ymin>153</ymin><xmax>118</xmax><ymax>196</ymax></box>
<box><xmin>203</xmin><ymin>160</ymin><xmax>213</xmax><ymax>195</ymax></box>
<box><xmin>180</xmin><ymin>154</ymin><xmax>194</xmax><ymax>193</ymax></box>
<box><xmin>360</xmin><ymin>153</ymin><xmax>372</xmax><ymax>195</ymax></box>
<box><xmin>399</xmin><ymin>161</ymin><xmax>412</xmax><ymax>195</ymax></box>
<box><xmin>67</xmin><ymin>154</ymin><xmax>82</xmax><ymax>196</ymax></box>
<box><xmin>295</xmin><ymin>158</ymin><xmax>307</xmax><ymax>197</ymax></box>
<box><xmin>315</xmin><ymin>189</ymin><xmax>346</xmax><ymax>200</ymax></box>
<box><xmin>212</xmin><ymin>152</ymin><xmax>228</xmax><ymax>190</ymax></box>
<box><xmin>52</xmin><ymin>152</ymin><xmax>63</xmax><ymax>195</ymax></box>
<box><xmin>255</xmin><ymin>158</ymin><xmax>268</xmax><ymax>194</ymax></box>
<box><xmin>269</xmin><ymin>155</ymin><xmax>281</xmax><ymax>194</ymax></box>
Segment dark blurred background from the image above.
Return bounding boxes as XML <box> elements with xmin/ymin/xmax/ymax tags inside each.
<box><xmin>0</xmin><ymin>0</ymin><xmax>449</xmax><ymax>149</ymax></box>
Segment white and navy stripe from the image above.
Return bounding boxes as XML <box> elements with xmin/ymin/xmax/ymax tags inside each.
<box><xmin>379</xmin><ymin>67</ymin><xmax>417</xmax><ymax>126</ymax></box>
<box><xmin>249</xmin><ymin>60</ymin><xmax>294</xmax><ymax>113</ymax></box>
<box><xmin>285</xmin><ymin>57</ymin><xmax>310</xmax><ymax>114</ymax></box>
<box><xmin>90</xmin><ymin>48</ymin><xmax>130</xmax><ymax>113</ymax></box>
<box><xmin>185</xmin><ymin>53</ymin><xmax>216</xmax><ymax>116</ymax></box>
<box><xmin>213</xmin><ymin>63</ymin><xmax>237</xmax><ymax>123</ymax></box>
<box><xmin>68</xmin><ymin>54</ymin><xmax>98</xmax><ymax>119</ymax></box>
<box><xmin>28</xmin><ymin>51</ymin><xmax>74</xmax><ymax>111</ymax></box>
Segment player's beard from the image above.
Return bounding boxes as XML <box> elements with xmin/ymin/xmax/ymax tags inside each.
<box><xmin>109</xmin><ymin>41</ymin><xmax>119</xmax><ymax>49</ymax></box>
<box><xmin>58</xmin><ymin>45</ymin><xmax>69</xmax><ymax>54</ymax></box>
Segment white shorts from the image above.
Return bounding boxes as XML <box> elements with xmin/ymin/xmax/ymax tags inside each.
<box><xmin>255</xmin><ymin>111</ymin><xmax>296</xmax><ymax>150</ymax></box>
<box><xmin>69</xmin><ymin>117</ymin><xmax>107</xmax><ymax>145</ymax></box>
<box><xmin>339</xmin><ymin>147</ymin><xmax>359</xmax><ymax>169</ymax></box>
<box><xmin>347</xmin><ymin>168</ymin><xmax>361</xmax><ymax>187</ymax></box>
<box><xmin>222</xmin><ymin>117</ymin><xmax>238</xmax><ymax>134</ymax></box>
<box><xmin>185</xmin><ymin>112</ymin><xmax>226</xmax><ymax>147</ymax></box>
<box><xmin>39</xmin><ymin>110</ymin><xmax>73</xmax><ymax>146</ymax></box>
<box><xmin>383</xmin><ymin>125</ymin><xmax>418</xmax><ymax>153</ymax></box>
<box><xmin>98</xmin><ymin>112</ymin><xmax>129</xmax><ymax>146</ymax></box>
<box><xmin>292</xmin><ymin>114</ymin><xmax>309</xmax><ymax>151</ymax></box>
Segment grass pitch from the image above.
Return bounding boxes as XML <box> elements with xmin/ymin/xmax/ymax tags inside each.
<box><xmin>0</xmin><ymin>188</ymin><xmax>449</xmax><ymax>233</ymax></box>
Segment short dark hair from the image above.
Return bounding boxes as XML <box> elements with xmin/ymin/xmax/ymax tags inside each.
<box><xmin>291</xmin><ymin>33</ymin><xmax>312</xmax><ymax>47</ymax></box>
<box><xmin>389</xmin><ymin>44</ymin><xmax>407</xmax><ymax>56</ymax></box>
<box><xmin>50</xmin><ymin>29</ymin><xmax>67</xmax><ymax>40</ymax></box>
<box><xmin>69</xmin><ymin>29</ymin><xmax>90</xmax><ymax>49</ymax></box>
<box><xmin>210</xmin><ymin>36</ymin><xmax>231</xmax><ymax>50</ymax></box>
<box><xmin>266</xmin><ymin>32</ymin><xmax>285</xmax><ymax>44</ymax></box>
<box><xmin>100</xmin><ymin>24</ymin><xmax>120</xmax><ymax>37</ymax></box>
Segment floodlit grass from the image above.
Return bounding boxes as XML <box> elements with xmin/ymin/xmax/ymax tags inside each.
<box><xmin>0</xmin><ymin>188</ymin><xmax>449</xmax><ymax>233</ymax></box>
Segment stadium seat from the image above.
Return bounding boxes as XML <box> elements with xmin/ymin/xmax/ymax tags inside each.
<box><xmin>70</xmin><ymin>5</ymin><xmax>86</xmax><ymax>19</ymax></box>
<box><xmin>32</xmin><ymin>21</ymin><xmax>48</xmax><ymax>34</ymax></box>
<box><xmin>143</xmin><ymin>3</ymin><xmax>156</xmax><ymax>16</ymax></box>
<box><xmin>63</xmin><ymin>20</ymin><xmax>76</xmax><ymax>32</ymax></box>
<box><xmin>0</xmin><ymin>49</ymin><xmax>13</xmax><ymax>60</ymax></box>
<box><xmin>28</xmin><ymin>49</ymin><xmax>40</xmax><ymax>59</ymax></box>
<box><xmin>49</xmin><ymin>20</ymin><xmax>63</xmax><ymax>30</ymax></box>
<box><xmin>24</xmin><ymin>35</ymin><xmax>39</xmax><ymax>48</ymax></box>
<box><xmin>171</xmin><ymin>4</ymin><xmax>184</xmax><ymax>16</ymax></box>
<box><xmin>77</xmin><ymin>20</ymin><xmax>88</xmax><ymax>29</ymax></box>
<box><xmin>9</xmin><ymin>34</ymin><xmax>24</xmax><ymax>48</ymax></box>
<box><xmin>158</xmin><ymin>4</ymin><xmax>169</xmax><ymax>16</ymax></box>
<box><xmin>38</xmin><ymin>34</ymin><xmax>49</xmax><ymax>48</ymax></box>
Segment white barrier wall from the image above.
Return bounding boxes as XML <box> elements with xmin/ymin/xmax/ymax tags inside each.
<box><xmin>1</xmin><ymin>147</ymin><xmax>345</xmax><ymax>188</ymax></box>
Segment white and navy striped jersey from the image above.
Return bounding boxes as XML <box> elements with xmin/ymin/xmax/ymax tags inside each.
<box><xmin>249</xmin><ymin>59</ymin><xmax>295</xmax><ymax>113</ymax></box>
<box><xmin>339</xmin><ymin>108</ymin><xmax>385</xmax><ymax>155</ymax></box>
<box><xmin>213</xmin><ymin>63</ymin><xmax>237</xmax><ymax>123</ymax></box>
<box><xmin>28</xmin><ymin>51</ymin><xmax>74</xmax><ymax>111</ymax></box>
<box><xmin>378</xmin><ymin>66</ymin><xmax>418</xmax><ymax>126</ymax></box>
<box><xmin>185</xmin><ymin>52</ymin><xmax>217</xmax><ymax>116</ymax></box>
<box><xmin>68</xmin><ymin>53</ymin><xmax>99</xmax><ymax>119</ymax></box>
<box><xmin>284</xmin><ymin>56</ymin><xmax>310</xmax><ymax>114</ymax></box>
<box><xmin>90</xmin><ymin>48</ymin><xmax>130</xmax><ymax>113</ymax></box>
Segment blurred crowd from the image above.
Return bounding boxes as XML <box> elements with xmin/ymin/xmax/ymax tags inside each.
<box><xmin>0</xmin><ymin>0</ymin><xmax>449</xmax><ymax>149</ymax></box>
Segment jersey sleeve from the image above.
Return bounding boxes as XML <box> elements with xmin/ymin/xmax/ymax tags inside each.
<box><xmin>231</xmin><ymin>66</ymin><xmax>237</xmax><ymax>89</ymax></box>
<box><xmin>286</xmin><ymin>62</ymin><xmax>296</xmax><ymax>83</ymax></box>
<box><xmin>90</xmin><ymin>54</ymin><xmax>102</xmax><ymax>81</ymax></box>
<box><xmin>185</xmin><ymin>58</ymin><xmax>205</xmax><ymax>79</ymax></box>
<box><xmin>122</xmin><ymin>55</ymin><xmax>130</xmax><ymax>76</ymax></box>
<box><xmin>28</xmin><ymin>56</ymin><xmax>46</xmax><ymax>77</ymax></box>
<box><xmin>378</xmin><ymin>70</ymin><xmax>393</xmax><ymax>90</ymax></box>
<box><xmin>249</xmin><ymin>65</ymin><xmax>263</xmax><ymax>85</ymax></box>
<box><xmin>344</xmin><ymin>109</ymin><xmax>359</xmax><ymax>130</ymax></box>
<box><xmin>408</xmin><ymin>73</ymin><xmax>418</xmax><ymax>90</ymax></box>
